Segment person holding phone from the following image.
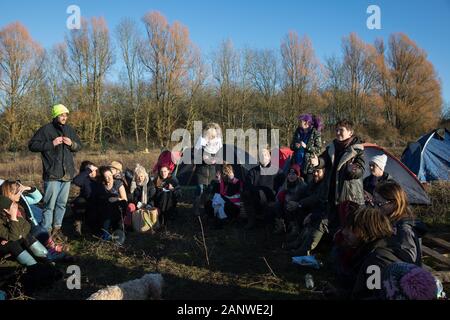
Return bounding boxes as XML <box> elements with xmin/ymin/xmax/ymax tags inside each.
<box><xmin>149</xmin><ymin>166</ymin><xmax>181</xmax><ymax>226</ymax></box>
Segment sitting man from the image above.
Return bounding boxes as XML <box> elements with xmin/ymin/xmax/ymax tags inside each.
<box><xmin>284</xmin><ymin>167</ymin><xmax>328</xmax><ymax>256</ymax></box>
<box><xmin>242</xmin><ymin>147</ymin><xmax>285</xmax><ymax>229</ymax></box>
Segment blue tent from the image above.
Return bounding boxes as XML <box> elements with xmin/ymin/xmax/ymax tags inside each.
<box><xmin>401</xmin><ymin>128</ymin><xmax>450</xmax><ymax>182</ymax></box>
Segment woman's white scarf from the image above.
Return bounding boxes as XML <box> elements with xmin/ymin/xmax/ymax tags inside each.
<box><xmin>130</xmin><ymin>173</ymin><xmax>149</xmax><ymax>205</ymax></box>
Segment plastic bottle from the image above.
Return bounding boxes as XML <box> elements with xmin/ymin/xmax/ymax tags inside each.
<box><xmin>305</xmin><ymin>274</ymin><xmax>314</xmax><ymax>289</ymax></box>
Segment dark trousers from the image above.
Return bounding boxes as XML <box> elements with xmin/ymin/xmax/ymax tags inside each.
<box><xmin>154</xmin><ymin>191</ymin><xmax>177</xmax><ymax>224</ymax></box>
<box><xmin>243</xmin><ymin>186</ymin><xmax>276</xmax><ymax>224</ymax></box>
<box><xmin>0</xmin><ymin>234</ymin><xmax>37</xmax><ymax>258</ymax></box>
<box><xmin>72</xmin><ymin>196</ymin><xmax>88</xmax><ymax>221</ymax></box>
<box><xmin>99</xmin><ymin>199</ymin><xmax>127</xmax><ymax>233</ymax></box>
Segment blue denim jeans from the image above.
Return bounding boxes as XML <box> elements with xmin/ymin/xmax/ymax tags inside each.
<box><xmin>42</xmin><ymin>180</ymin><xmax>71</xmax><ymax>231</ymax></box>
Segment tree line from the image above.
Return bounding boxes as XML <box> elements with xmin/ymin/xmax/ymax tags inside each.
<box><xmin>0</xmin><ymin>11</ymin><xmax>445</xmax><ymax>151</ymax></box>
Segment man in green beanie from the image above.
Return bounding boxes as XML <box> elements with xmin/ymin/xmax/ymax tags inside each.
<box><xmin>28</xmin><ymin>104</ymin><xmax>82</xmax><ymax>241</ymax></box>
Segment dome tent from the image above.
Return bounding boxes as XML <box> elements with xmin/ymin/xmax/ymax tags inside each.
<box><xmin>401</xmin><ymin>128</ymin><xmax>450</xmax><ymax>182</ymax></box>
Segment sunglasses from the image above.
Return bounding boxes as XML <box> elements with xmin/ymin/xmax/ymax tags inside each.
<box><xmin>371</xmin><ymin>200</ymin><xmax>392</xmax><ymax>208</ymax></box>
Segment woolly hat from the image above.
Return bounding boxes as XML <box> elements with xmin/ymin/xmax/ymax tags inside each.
<box><xmin>288</xmin><ymin>164</ymin><xmax>301</xmax><ymax>177</ymax></box>
<box><xmin>0</xmin><ymin>196</ymin><xmax>13</xmax><ymax>211</ymax></box>
<box><xmin>382</xmin><ymin>262</ymin><xmax>438</xmax><ymax>300</ymax></box>
<box><xmin>370</xmin><ymin>154</ymin><xmax>388</xmax><ymax>172</ymax></box>
<box><xmin>51</xmin><ymin>104</ymin><xmax>70</xmax><ymax>119</ymax></box>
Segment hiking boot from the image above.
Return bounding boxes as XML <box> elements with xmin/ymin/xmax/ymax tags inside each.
<box><xmin>51</xmin><ymin>227</ymin><xmax>68</xmax><ymax>242</ymax></box>
<box><xmin>273</xmin><ymin>218</ymin><xmax>286</xmax><ymax>235</ymax></box>
<box><xmin>74</xmin><ymin>220</ymin><xmax>82</xmax><ymax>237</ymax></box>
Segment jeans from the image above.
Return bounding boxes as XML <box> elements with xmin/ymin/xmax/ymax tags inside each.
<box><xmin>42</xmin><ymin>180</ymin><xmax>71</xmax><ymax>231</ymax></box>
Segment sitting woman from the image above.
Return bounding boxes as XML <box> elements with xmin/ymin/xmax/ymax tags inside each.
<box><xmin>272</xmin><ymin>164</ymin><xmax>307</xmax><ymax>235</ymax></box>
<box><xmin>126</xmin><ymin>164</ymin><xmax>153</xmax><ymax>227</ymax></box>
<box><xmin>338</xmin><ymin>207</ymin><xmax>403</xmax><ymax>299</ymax></box>
<box><xmin>149</xmin><ymin>165</ymin><xmax>181</xmax><ymax>226</ymax></box>
<box><xmin>93</xmin><ymin>166</ymin><xmax>128</xmax><ymax>240</ymax></box>
<box><xmin>205</xmin><ymin>164</ymin><xmax>242</xmax><ymax>228</ymax></box>
<box><xmin>0</xmin><ymin>180</ymin><xmax>66</xmax><ymax>257</ymax></box>
<box><xmin>72</xmin><ymin>160</ymin><xmax>98</xmax><ymax>236</ymax></box>
<box><xmin>0</xmin><ymin>195</ymin><xmax>62</xmax><ymax>292</ymax></box>
<box><xmin>0</xmin><ymin>191</ymin><xmax>58</xmax><ymax>266</ymax></box>
<box><xmin>373</xmin><ymin>181</ymin><xmax>426</xmax><ymax>266</ymax></box>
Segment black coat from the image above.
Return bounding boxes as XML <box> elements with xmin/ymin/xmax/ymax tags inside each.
<box><xmin>130</xmin><ymin>181</ymin><xmax>154</xmax><ymax>205</ymax></box>
<box><xmin>296</xmin><ymin>178</ymin><xmax>328</xmax><ymax>211</ymax></box>
<box><xmin>149</xmin><ymin>176</ymin><xmax>182</xmax><ymax>202</ymax></box>
<box><xmin>363</xmin><ymin>172</ymin><xmax>394</xmax><ymax>196</ymax></box>
<box><xmin>391</xmin><ymin>218</ymin><xmax>427</xmax><ymax>266</ymax></box>
<box><xmin>73</xmin><ymin>168</ymin><xmax>96</xmax><ymax>199</ymax></box>
<box><xmin>350</xmin><ymin>238</ymin><xmax>402</xmax><ymax>300</ymax></box>
<box><xmin>28</xmin><ymin>119</ymin><xmax>82</xmax><ymax>181</ymax></box>
<box><xmin>244</xmin><ymin>163</ymin><xmax>285</xmax><ymax>196</ymax></box>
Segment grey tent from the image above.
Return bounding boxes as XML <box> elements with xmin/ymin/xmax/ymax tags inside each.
<box><xmin>174</xmin><ymin>144</ymin><xmax>258</xmax><ymax>186</ymax></box>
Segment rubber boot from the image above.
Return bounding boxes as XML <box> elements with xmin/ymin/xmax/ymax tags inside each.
<box><xmin>28</xmin><ymin>241</ymin><xmax>48</xmax><ymax>258</ymax></box>
<box><xmin>16</xmin><ymin>251</ymin><xmax>38</xmax><ymax>267</ymax></box>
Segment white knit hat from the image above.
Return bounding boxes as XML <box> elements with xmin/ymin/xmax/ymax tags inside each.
<box><xmin>370</xmin><ymin>154</ymin><xmax>388</xmax><ymax>171</ymax></box>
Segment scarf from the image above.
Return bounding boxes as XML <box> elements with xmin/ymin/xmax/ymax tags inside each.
<box><xmin>130</xmin><ymin>174</ymin><xmax>149</xmax><ymax>205</ymax></box>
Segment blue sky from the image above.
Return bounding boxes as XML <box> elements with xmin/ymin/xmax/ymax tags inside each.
<box><xmin>1</xmin><ymin>0</ymin><xmax>449</xmax><ymax>105</ymax></box>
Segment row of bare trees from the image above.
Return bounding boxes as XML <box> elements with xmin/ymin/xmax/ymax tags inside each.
<box><xmin>0</xmin><ymin>11</ymin><xmax>444</xmax><ymax>151</ymax></box>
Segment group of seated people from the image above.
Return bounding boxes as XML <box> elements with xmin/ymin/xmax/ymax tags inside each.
<box><xmin>0</xmin><ymin>155</ymin><xmax>182</xmax><ymax>295</ymax></box>
<box><xmin>194</xmin><ymin>119</ymin><xmax>444</xmax><ymax>300</ymax></box>
<box><xmin>71</xmin><ymin>158</ymin><xmax>182</xmax><ymax>240</ymax></box>
<box><xmin>0</xmin><ymin>117</ymin><xmax>444</xmax><ymax>300</ymax></box>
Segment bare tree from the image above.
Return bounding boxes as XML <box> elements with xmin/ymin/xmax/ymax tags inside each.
<box><xmin>280</xmin><ymin>31</ymin><xmax>318</xmax><ymax>143</ymax></box>
<box><xmin>212</xmin><ymin>39</ymin><xmax>241</xmax><ymax>128</ymax></box>
<box><xmin>54</xmin><ymin>17</ymin><xmax>114</xmax><ymax>146</ymax></box>
<box><xmin>375</xmin><ymin>33</ymin><xmax>442</xmax><ymax>134</ymax></box>
<box><xmin>0</xmin><ymin>22</ymin><xmax>45</xmax><ymax>149</ymax></box>
<box><xmin>244</xmin><ymin>48</ymin><xmax>279</xmax><ymax>128</ymax></box>
<box><xmin>341</xmin><ymin>33</ymin><xmax>379</xmax><ymax>124</ymax></box>
<box><xmin>116</xmin><ymin>18</ymin><xmax>144</xmax><ymax>145</ymax></box>
<box><xmin>140</xmin><ymin>11</ymin><xmax>196</xmax><ymax>147</ymax></box>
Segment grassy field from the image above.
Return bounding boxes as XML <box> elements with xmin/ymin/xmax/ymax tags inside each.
<box><xmin>0</xmin><ymin>150</ymin><xmax>449</xmax><ymax>300</ymax></box>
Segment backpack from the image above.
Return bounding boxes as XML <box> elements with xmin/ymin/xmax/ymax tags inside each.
<box><xmin>132</xmin><ymin>208</ymin><xmax>159</xmax><ymax>233</ymax></box>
